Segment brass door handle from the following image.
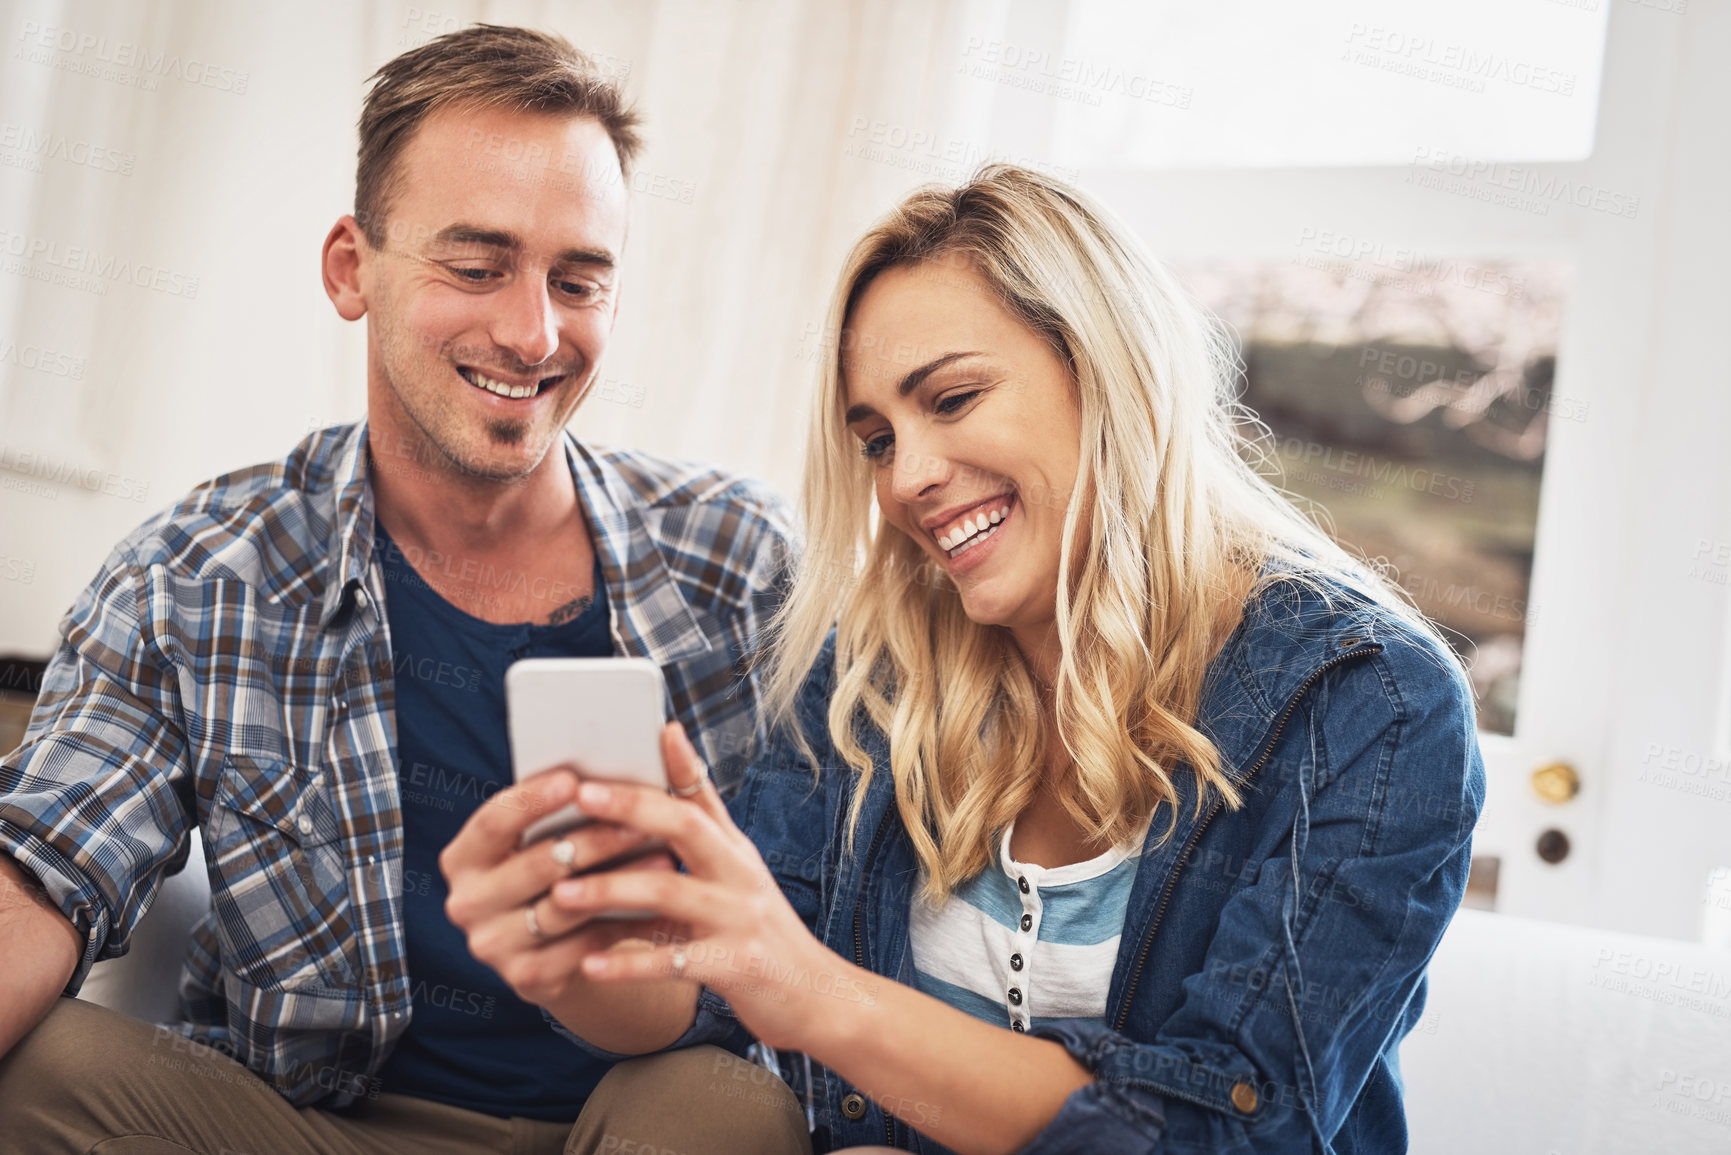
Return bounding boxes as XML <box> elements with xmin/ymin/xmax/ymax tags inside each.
<box><xmin>1530</xmin><ymin>761</ymin><xmax>1580</xmax><ymax>804</ymax></box>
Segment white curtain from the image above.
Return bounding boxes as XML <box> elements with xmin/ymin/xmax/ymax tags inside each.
<box><xmin>0</xmin><ymin>0</ymin><xmax>1029</xmax><ymax>651</ymax></box>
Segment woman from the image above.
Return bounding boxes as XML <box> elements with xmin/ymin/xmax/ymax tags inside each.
<box><xmin>497</xmin><ymin>166</ymin><xmax>1483</xmax><ymax>1153</ymax></box>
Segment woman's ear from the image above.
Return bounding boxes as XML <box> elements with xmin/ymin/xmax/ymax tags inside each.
<box><xmin>321</xmin><ymin>215</ymin><xmax>369</xmax><ymax>322</ymax></box>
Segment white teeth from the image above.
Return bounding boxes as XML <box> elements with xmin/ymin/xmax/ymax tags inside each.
<box><xmin>947</xmin><ymin>522</ymin><xmax>999</xmax><ymax>558</ymax></box>
<box><xmin>466</xmin><ymin>369</ymin><xmax>540</xmax><ymax>399</ymax></box>
<box><xmin>934</xmin><ymin>500</ymin><xmax>1014</xmax><ymax>557</ymax></box>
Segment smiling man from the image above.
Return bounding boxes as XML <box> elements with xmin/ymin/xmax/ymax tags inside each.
<box><xmin>0</xmin><ymin>25</ymin><xmax>806</xmax><ymax>1155</ymax></box>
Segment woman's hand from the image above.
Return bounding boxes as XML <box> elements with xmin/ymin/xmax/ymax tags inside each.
<box><xmin>437</xmin><ymin>762</ymin><xmax>690</xmax><ymax>1011</ymax></box>
<box><xmin>548</xmin><ymin>723</ymin><xmax>876</xmax><ymax>1052</ymax></box>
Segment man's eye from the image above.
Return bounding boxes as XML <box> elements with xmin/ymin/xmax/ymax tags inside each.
<box><xmin>554</xmin><ymin>278</ymin><xmax>599</xmax><ymax>299</ymax></box>
<box><xmin>447</xmin><ymin>265</ymin><xmax>499</xmax><ymax>284</ymax></box>
<box><xmin>860</xmin><ymin>434</ymin><xmax>893</xmax><ymax>461</ymax></box>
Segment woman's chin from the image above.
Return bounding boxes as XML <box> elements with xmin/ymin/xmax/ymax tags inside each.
<box><xmin>953</xmin><ymin>589</ymin><xmax>1016</xmax><ymax>630</ymax></box>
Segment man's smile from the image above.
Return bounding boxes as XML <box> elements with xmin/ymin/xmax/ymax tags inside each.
<box><xmin>455</xmin><ymin>364</ymin><xmax>566</xmax><ymax>401</ymax></box>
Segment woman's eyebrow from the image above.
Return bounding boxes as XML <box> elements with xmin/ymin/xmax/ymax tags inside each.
<box><xmin>843</xmin><ymin>350</ymin><xmax>983</xmax><ymax>424</ymax></box>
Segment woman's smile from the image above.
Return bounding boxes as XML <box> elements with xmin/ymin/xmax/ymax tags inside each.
<box><xmin>928</xmin><ymin>492</ymin><xmax>1017</xmax><ymax>574</ymax></box>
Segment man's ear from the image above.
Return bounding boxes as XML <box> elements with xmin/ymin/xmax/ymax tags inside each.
<box><xmin>322</xmin><ymin>215</ymin><xmax>369</xmax><ymax>321</ymax></box>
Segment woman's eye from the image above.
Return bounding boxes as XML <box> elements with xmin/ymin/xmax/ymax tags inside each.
<box><xmin>860</xmin><ymin>434</ymin><xmax>894</xmax><ymax>461</ymax></box>
<box><xmin>934</xmin><ymin>389</ymin><xmax>981</xmax><ymax>416</ymax></box>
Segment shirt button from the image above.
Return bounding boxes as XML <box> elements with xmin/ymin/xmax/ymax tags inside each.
<box><xmin>1231</xmin><ymin>1081</ymin><xmax>1259</xmax><ymax>1113</ymax></box>
<box><xmin>1012</xmin><ymin>1020</ymin><xmax>1025</xmax><ymax>1033</ymax></box>
<box><xmin>1020</xmin><ymin>913</ymin><xmax>1032</xmax><ymax>932</ymax></box>
<box><xmin>840</xmin><ymin>1092</ymin><xmax>867</xmax><ymax>1120</ymax></box>
<box><xmin>1007</xmin><ymin>987</ymin><xmax>1022</xmax><ymax>1006</ymax></box>
<box><xmin>296</xmin><ymin>815</ymin><xmax>314</xmax><ymax>836</ymax></box>
<box><xmin>1017</xmin><ymin>876</ymin><xmax>1029</xmax><ymax>894</ymax></box>
<box><xmin>1010</xmin><ymin>953</ymin><xmax>1023</xmax><ymax>971</ymax></box>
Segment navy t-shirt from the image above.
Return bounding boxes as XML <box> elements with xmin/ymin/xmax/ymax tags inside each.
<box><xmin>373</xmin><ymin>521</ymin><xmax>614</xmax><ymax>1121</ymax></box>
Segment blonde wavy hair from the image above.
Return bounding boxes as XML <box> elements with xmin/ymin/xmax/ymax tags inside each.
<box><xmin>765</xmin><ymin>164</ymin><xmax>1447</xmax><ymax>902</ymax></box>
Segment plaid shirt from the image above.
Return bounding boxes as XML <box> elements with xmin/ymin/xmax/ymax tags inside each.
<box><xmin>0</xmin><ymin>421</ymin><xmax>796</xmax><ymax>1106</ymax></box>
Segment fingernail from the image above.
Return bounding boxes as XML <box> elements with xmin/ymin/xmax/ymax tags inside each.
<box><xmin>578</xmin><ymin>781</ymin><xmax>611</xmax><ymax>808</ymax></box>
<box><xmin>546</xmin><ymin>774</ymin><xmax>575</xmax><ymax>804</ymax></box>
<box><xmin>555</xmin><ymin>878</ymin><xmax>587</xmax><ymax>903</ymax></box>
<box><xmin>582</xmin><ymin>955</ymin><xmax>609</xmax><ymax>977</ymax></box>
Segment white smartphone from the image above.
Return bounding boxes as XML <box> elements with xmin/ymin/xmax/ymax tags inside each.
<box><xmin>505</xmin><ymin>657</ymin><xmax>669</xmax><ymax>848</ymax></box>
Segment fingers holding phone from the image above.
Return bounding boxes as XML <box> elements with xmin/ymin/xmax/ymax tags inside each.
<box><xmin>439</xmin><ymin>765</ymin><xmax>681</xmax><ymax>1006</ymax></box>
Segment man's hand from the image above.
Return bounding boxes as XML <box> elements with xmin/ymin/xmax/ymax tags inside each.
<box><xmin>0</xmin><ymin>852</ymin><xmax>82</xmax><ymax>1059</ymax></box>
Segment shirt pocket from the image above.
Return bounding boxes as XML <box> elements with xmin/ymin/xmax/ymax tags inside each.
<box><xmin>204</xmin><ymin>752</ymin><xmax>357</xmax><ymax>993</ymax></box>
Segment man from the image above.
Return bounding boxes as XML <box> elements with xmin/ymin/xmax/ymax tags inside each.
<box><xmin>0</xmin><ymin>25</ymin><xmax>808</xmax><ymax>1155</ymax></box>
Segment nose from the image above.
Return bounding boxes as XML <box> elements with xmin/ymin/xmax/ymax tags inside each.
<box><xmin>488</xmin><ymin>269</ymin><xmax>560</xmax><ymax>369</ymax></box>
<box><xmin>888</xmin><ymin>434</ymin><xmax>948</xmax><ymax>505</ymax></box>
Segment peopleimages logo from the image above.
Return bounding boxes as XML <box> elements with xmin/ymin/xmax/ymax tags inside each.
<box><xmin>0</xmin><ymin>444</ymin><xmax>150</xmax><ymax>502</ymax></box>
<box><xmin>15</xmin><ymin>21</ymin><xmax>250</xmax><ymax>94</ymax></box>
<box><xmin>1407</xmin><ymin>146</ymin><xmax>1641</xmax><ymax>220</ymax></box>
<box><xmin>0</xmin><ymin>123</ymin><xmax>134</xmax><ymax>174</ymax></box>
<box><xmin>0</xmin><ymin>227</ymin><xmax>199</xmax><ymax>298</ymax></box>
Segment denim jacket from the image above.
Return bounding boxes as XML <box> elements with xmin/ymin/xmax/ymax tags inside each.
<box><xmin>665</xmin><ymin>571</ymin><xmax>1485</xmax><ymax>1153</ymax></box>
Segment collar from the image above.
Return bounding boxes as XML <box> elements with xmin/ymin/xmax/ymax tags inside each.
<box><xmin>318</xmin><ymin>422</ymin><xmax>376</xmax><ymax>630</ymax></box>
<box><xmin>1195</xmin><ymin>570</ymin><xmax>1386</xmax><ymax>789</ymax></box>
<box><xmin>317</xmin><ymin>422</ymin><xmax>713</xmax><ymax>666</ymax></box>
<box><xmin>563</xmin><ymin>432</ymin><xmax>713</xmax><ymax>665</ymax></box>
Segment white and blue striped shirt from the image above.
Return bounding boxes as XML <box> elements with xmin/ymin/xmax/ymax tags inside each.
<box><xmin>910</xmin><ymin>818</ymin><xmax>1151</xmax><ymax>1032</ymax></box>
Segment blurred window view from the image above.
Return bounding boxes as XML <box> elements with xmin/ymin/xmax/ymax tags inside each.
<box><xmin>1053</xmin><ymin>0</ymin><xmax>1609</xmax><ymax>169</ymax></box>
<box><xmin>1177</xmin><ymin>258</ymin><xmax>1569</xmax><ymax>736</ymax></box>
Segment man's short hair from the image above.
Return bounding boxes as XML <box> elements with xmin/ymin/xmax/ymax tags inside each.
<box><xmin>355</xmin><ymin>23</ymin><xmax>643</xmax><ymax>248</ymax></box>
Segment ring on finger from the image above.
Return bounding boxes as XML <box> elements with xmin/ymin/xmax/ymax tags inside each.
<box><xmin>670</xmin><ymin>944</ymin><xmax>688</xmax><ymax>980</ymax></box>
<box><xmin>525</xmin><ymin>903</ymin><xmax>545</xmax><ymax>941</ymax></box>
<box><xmin>670</xmin><ymin>763</ymin><xmax>709</xmax><ymax>798</ymax></box>
<box><xmin>551</xmin><ymin>837</ymin><xmax>577</xmax><ymax>870</ymax></box>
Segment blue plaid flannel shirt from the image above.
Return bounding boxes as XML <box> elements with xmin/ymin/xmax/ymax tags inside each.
<box><xmin>0</xmin><ymin>420</ymin><xmax>796</xmax><ymax>1106</ymax></box>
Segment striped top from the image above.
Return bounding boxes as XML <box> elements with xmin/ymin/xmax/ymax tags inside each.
<box><xmin>911</xmin><ymin>818</ymin><xmax>1151</xmax><ymax>1033</ymax></box>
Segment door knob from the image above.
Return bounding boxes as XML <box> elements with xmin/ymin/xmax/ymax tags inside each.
<box><xmin>1530</xmin><ymin>761</ymin><xmax>1580</xmax><ymax>804</ymax></box>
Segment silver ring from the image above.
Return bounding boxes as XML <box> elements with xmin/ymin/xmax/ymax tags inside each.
<box><xmin>525</xmin><ymin>903</ymin><xmax>545</xmax><ymax>941</ymax></box>
<box><xmin>551</xmin><ymin>837</ymin><xmax>577</xmax><ymax>870</ymax></box>
<box><xmin>671</xmin><ymin>761</ymin><xmax>709</xmax><ymax>798</ymax></box>
<box><xmin>670</xmin><ymin>944</ymin><xmax>688</xmax><ymax>980</ymax></box>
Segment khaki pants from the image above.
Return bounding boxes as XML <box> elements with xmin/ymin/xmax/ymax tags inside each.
<box><xmin>0</xmin><ymin>998</ymin><xmax>812</xmax><ymax>1155</ymax></box>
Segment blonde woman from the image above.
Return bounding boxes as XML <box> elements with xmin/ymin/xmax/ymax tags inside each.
<box><xmin>494</xmin><ymin>166</ymin><xmax>1484</xmax><ymax>1154</ymax></box>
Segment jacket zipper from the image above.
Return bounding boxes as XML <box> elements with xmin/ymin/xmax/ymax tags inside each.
<box><xmin>851</xmin><ymin>802</ymin><xmax>899</xmax><ymax>1147</ymax></box>
<box><xmin>1112</xmin><ymin>644</ymin><xmax>1382</xmax><ymax>1033</ymax></box>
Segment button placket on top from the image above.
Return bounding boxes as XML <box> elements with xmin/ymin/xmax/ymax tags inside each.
<box><xmin>1004</xmin><ymin>832</ymin><xmax>1045</xmax><ymax>1033</ymax></box>
<box><xmin>996</xmin><ymin>818</ymin><xmax>1151</xmax><ymax>1034</ymax></box>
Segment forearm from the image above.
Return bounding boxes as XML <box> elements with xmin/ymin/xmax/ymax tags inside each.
<box><xmin>547</xmin><ymin>940</ymin><xmax>701</xmax><ymax>1055</ymax></box>
<box><xmin>0</xmin><ymin>853</ymin><xmax>82</xmax><ymax>1058</ymax></box>
<box><xmin>802</xmin><ymin>956</ymin><xmax>1092</xmax><ymax>1155</ymax></box>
